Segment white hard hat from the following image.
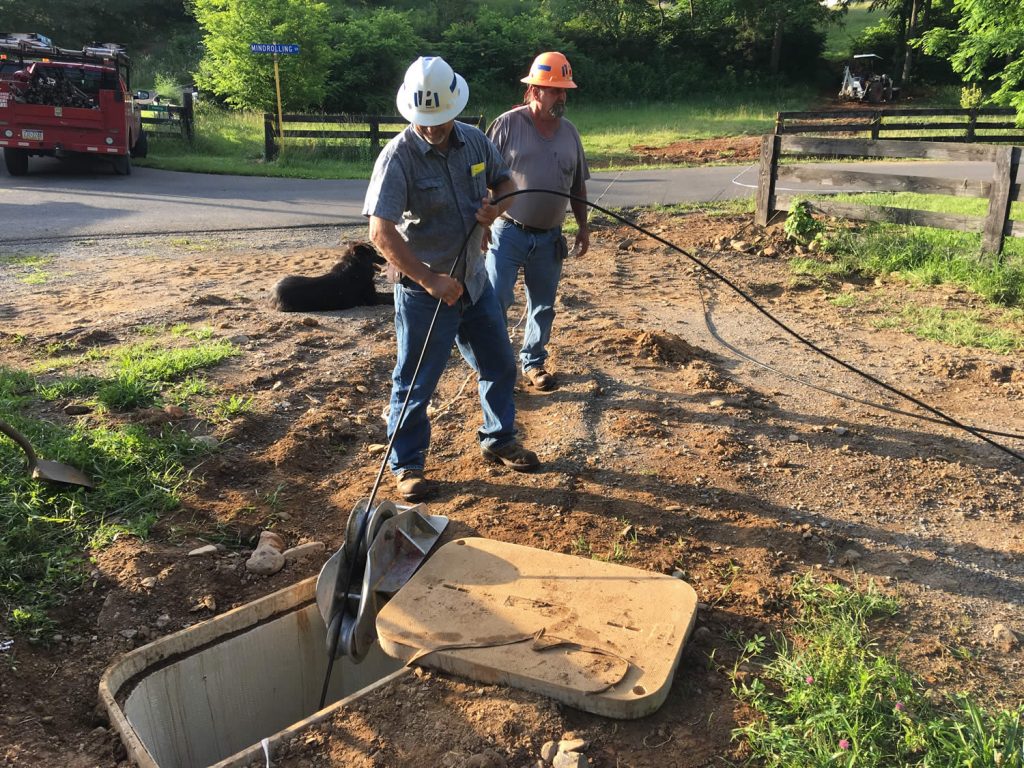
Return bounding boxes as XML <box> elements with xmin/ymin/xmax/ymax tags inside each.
<box><xmin>396</xmin><ymin>56</ymin><xmax>469</xmax><ymax>126</ymax></box>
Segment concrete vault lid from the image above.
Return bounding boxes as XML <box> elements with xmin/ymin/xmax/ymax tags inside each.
<box><xmin>375</xmin><ymin>537</ymin><xmax>698</xmax><ymax>719</ymax></box>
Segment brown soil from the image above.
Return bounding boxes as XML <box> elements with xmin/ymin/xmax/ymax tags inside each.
<box><xmin>2</xmin><ymin>206</ymin><xmax>1024</xmax><ymax>768</ymax></box>
<box><xmin>630</xmin><ymin>136</ymin><xmax>762</xmax><ymax>165</ymax></box>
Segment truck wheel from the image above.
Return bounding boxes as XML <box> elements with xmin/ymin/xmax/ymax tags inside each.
<box><xmin>4</xmin><ymin>148</ymin><xmax>29</xmax><ymax>176</ymax></box>
<box><xmin>131</xmin><ymin>129</ymin><xmax>149</xmax><ymax>159</ymax></box>
<box><xmin>112</xmin><ymin>154</ymin><xmax>132</xmax><ymax>176</ymax></box>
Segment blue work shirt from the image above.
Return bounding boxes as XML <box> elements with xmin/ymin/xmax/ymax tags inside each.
<box><xmin>363</xmin><ymin>122</ymin><xmax>512</xmax><ymax>302</ymax></box>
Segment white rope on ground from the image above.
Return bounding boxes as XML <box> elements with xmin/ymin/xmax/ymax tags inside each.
<box><xmin>431</xmin><ymin>370</ymin><xmax>475</xmax><ymax>418</ymax></box>
<box><xmin>593</xmin><ymin>169</ymin><xmax>624</xmax><ymax>207</ymax></box>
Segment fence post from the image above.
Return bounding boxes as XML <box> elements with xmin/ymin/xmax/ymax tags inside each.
<box><xmin>181</xmin><ymin>90</ymin><xmax>195</xmax><ymax>143</ymax></box>
<box><xmin>369</xmin><ymin>117</ymin><xmax>380</xmax><ymax>152</ymax></box>
<box><xmin>264</xmin><ymin>114</ymin><xmax>278</xmax><ymax>161</ymax></box>
<box><xmin>966</xmin><ymin>108</ymin><xmax>977</xmax><ymax>142</ymax></box>
<box><xmin>755</xmin><ymin>134</ymin><xmax>781</xmax><ymax>228</ymax></box>
<box><xmin>774</xmin><ymin>112</ymin><xmax>784</xmax><ymax>135</ymax></box>
<box><xmin>981</xmin><ymin>145</ymin><xmax>1017</xmax><ymax>256</ymax></box>
<box><xmin>870</xmin><ymin>111</ymin><xmax>881</xmax><ymax>140</ymax></box>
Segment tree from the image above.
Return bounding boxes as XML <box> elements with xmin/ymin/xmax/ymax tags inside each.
<box><xmin>919</xmin><ymin>0</ymin><xmax>1024</xmax><ymax>112</ymax></box>
<box><xmin>192</xmin><ymin>0</ymin><xmax>334</xmax><ymax>111</ymax></box>
<box><xmin>0</xmin><ymin>0</ymin><xmax>189</xmax><ymax>51</ymax></box>
<box><xmin>547</xmin><ymin>0</ymin><xmax>656</xmax><ymax>38</ymax></box>
<box><xmin>441</xmin><ymin>7</ymin><xmax>565</xmax><ymax>103</ymax></box>
<box><xmin>325</xmin><ymin>9</ymin><xmax>426</xmax><ymax>113</ymax></box>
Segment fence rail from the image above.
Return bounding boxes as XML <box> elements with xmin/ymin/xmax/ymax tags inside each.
<box><xmin>755</xmin><ymin>135</ymin><xmax>1023</xmax><ymax>255</ymax></box>
<box><xmin>263</xmin><ymin>113</ymin><xmax>486</xmax><ymax>160</ymax></box>
<box><xmin>775</xmin><ymin>107</ymin><xmax>1024</xmax><ymax>144</ymax></box>
<box><xmin>139</xmin><ymin>97</ymin><xmax>194</xmax><ymax>142</ymax></box>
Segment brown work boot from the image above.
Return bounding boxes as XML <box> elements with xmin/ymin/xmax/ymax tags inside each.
<box><xmin>524</xmin><ymin>367</ymin><xmax>556</xmax><ymax>391</ymax></box>
<box><xmin>395</xmin><ymin>469</ymin><xmax>430</xmax><ymax>502</ymax></box>
<box><xmin>481</xmin><ymin>441</ymin><xmax>540</xmax><ymax>472</ymax></box>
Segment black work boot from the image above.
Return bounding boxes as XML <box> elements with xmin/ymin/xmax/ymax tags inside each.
<box><xmin>395</xmin><ymin>469</ymin><xmax>430</xmax><ymax>501</ymax></box>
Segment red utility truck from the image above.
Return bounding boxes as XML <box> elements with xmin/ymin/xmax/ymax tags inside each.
<box><xmin>0</xmin><ymin>35</ymin><xmax>146</xmax><ymax>176</ymax></box>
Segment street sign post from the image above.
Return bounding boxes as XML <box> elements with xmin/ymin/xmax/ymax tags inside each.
<box><xmin>250</xmin><ymin>43</ymin><xmax>301</xmax><ymax>156</ymax></box>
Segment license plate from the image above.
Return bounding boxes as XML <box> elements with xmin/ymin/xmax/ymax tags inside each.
<box><xmin>22</xmin><ymin>129</ymin><xmax>43</xmax><ymax>141</ymax></box>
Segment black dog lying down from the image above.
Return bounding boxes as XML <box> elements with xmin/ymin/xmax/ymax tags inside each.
<box><xmin>271</xmin><ymin>241</ymin><xmax>388</xmax><ymax>312</ymax></box>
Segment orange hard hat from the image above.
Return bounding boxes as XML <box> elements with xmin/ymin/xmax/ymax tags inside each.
<box><xmin>520</xmin><ymin>52</ymin><xmax>577</xmax><ymax>89</ymax></box>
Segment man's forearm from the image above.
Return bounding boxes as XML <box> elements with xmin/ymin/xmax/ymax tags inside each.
<box><xmin>369</xmin><ymin>216</ymin><xmax>434</xmax><ymax>285</ymax></box>
<box><xmin>490</xmin><ymin>177</ymin><xmax>517</xmax><ymax>217</ymax></box>
<box><xmin>570</xmin><ymin>182</ymin><xmax>588</xmax><ymax>229</ymax></box>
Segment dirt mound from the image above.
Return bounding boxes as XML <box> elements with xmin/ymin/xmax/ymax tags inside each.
<box><xmin>633</xmin><ymin>330</ymin><xmax>705</xmax><ymax>364</ymax></box>
<box><xmin>630</xmin><ymin>136</ymin><xmax>762</xmax><ymax>165</ymax></box>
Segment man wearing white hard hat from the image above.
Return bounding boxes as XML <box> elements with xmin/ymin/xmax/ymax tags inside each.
<box><xmin>485</xmin><ymin>52</ymin><xmax>590</xmax><ymax>393</ymax></box>
<box><xmin>363</xmin><ymin>56</ymin><xmax>540</xmax><ymax>502</ymax></box>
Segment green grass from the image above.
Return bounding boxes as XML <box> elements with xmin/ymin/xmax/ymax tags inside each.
<box><xmin>0</xmin><ymin>328</ymin><xmax>250</xmax><ymax>636</ymax></box>
<box><xmin>874</xmin><ymin>305</ymin><xmax>1024</xmax><ymax>353</ymax></box>
<box><xmin>788</xmin><ymin>197</ymin><xmax>1024</xmax><ymax>349</ymax></box>
<box><xmin>105</xmin><ymin>339</ymin><xmax>239</xmax><ymax>383</ymax></box>
<box><xmin>33</xmin><ymin>338</ymin><xmax>243</xmax><ymax>410</ymax></box>
<box><xmin>19</xmin><ymin>270</ymin><xmax>52</xmax><ymax>286</ymax></box>
<box><xmin>1</xmin><ymin>253</ymin><xmax>56</xmax><ymax>285</ymax></box>
<box><xmin>562</xmin><ymin>90</ymin><xmax>815</xmax><ymax>168</ymax></box>
<box><xmin>136</xmin><ymin>105</ymin><xmax>383</xmax><ymax>179</ymax></box>
<box><xmin>0</xmin><ymin>370</ymin><xmax>205</xmax><ymax>639</ymax></box>
<box><xmin>648</xmin><ymin>198</ymin><xmax>756</xmax><ymax>218</ymax></box>
<box><xmin>137</xmin><ymin>89</ymin><xmax>819</xmax><ymax>178</ymax></box>
<box><xmin>0</xmin><ymin>253</ymin><xmax>51</xmax><ymax>268</ymax></box>
<box><xmin>823</xmin><ymin>2</ymin><xmax>883</xmax><ymax>62</ymax></box>
<box><xmin>829</xmin><ymin>291</ymin><xmax>861</xmax><ymax>308</ymax></box>
<box><xmin>790</xmin><ymin>193</ymin><xmax>1024</xmax><ymax>306</ymax></box>
<box><xmin>830</xmin><ymin>191</ymin><xmax>1024</xmax><ymax>221</ymax></box>
<box><xmin>732</xmin><ymin>574</ymin><xmax>1024</xmax><ymax>766</ymax></box>
<box><xmin>212</xmin><ymin>393</ymin><xmax>254</xmax><ymax>421</ymax></box>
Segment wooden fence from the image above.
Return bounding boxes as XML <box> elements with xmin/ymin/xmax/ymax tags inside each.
<box><xmin>139</xmin><ymin>97</ymin><xmax>194</xmax><ymax>142</ymax></box>
<box><xmin>755</xmin><ymin>135</ymin><xmax>1023</xmax><ymax>255</ymax></box>
<box><xmin>262</xmin><ymin>113</ymin><xmax>486</xmax><ymax>160</ymax></box>
<box><xmin>775</xmin><ymin>107</ymin><xmax>1024</xmax><ymax>144</ymax></box>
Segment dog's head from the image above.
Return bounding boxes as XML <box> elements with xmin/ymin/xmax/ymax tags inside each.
<box><xmin>334</xmin><ymin>241</ymin><xmax>386</xmax><ymax>273</ymax></box>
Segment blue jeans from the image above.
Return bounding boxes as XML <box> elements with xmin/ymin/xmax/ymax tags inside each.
<box><xmin>388</xmin><ymin>279</ymin><xmax>518</xmax><ymax>475</ymax></box>
<box><xmin>485</xmin><ymin>218</ymin><xmax>564</xmax><ymax>374</ymax></box>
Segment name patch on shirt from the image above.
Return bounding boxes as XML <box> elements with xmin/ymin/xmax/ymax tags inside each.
<box><xmin>470</xmin><ymin>161</ymin><xmax>486</xmax><ymax>176</ymax></box>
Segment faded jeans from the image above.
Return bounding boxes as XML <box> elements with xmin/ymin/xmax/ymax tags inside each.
<box><xmin>387</xmin><ymin>279</ymin><xmax>518</xmax><ymax>475</ymax></box>
<box><xmin>485</xmin><ymin>218</ymin><xmax>564</xmax><ymax>374</ymax></box>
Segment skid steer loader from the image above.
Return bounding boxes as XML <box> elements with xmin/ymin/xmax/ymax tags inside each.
<box><xmin>839</xmin><ymin>53</ymin><xmax>898</xmax><ymax>103</ymax></box>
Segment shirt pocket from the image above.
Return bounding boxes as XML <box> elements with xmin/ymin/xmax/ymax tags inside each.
<box><xmin>558</xmin><ymin>160</ymin><xmax>575</xmax><ymax>187</ymax></box>
<box><xmin>468</xmin><ymin>164</ymin><xmax>488</xmax><ymax>201</ymax></box>
<box><xmin>413</xmin><ymin>176</ymin><xmax>447</xmax><ymax>217</ymax></box>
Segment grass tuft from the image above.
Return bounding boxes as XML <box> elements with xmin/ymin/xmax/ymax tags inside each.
<box><xmin>732</xmin><ymin>574</ymin><xmax>1024</xmax><ymax>766</ymax></box>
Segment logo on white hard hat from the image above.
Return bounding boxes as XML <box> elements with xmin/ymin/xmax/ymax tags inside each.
<box><xmin>396</xmin><ymin>56</ymin><xmax>469</xmax><ymax>126</ymax></box>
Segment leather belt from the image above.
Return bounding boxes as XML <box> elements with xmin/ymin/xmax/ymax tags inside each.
<box><xmin>501</xmin><ymin>215</ymin><xmax>550</xmax><ymax>234</ymax></box>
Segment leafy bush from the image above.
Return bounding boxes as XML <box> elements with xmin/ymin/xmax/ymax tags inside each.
<box><xmin>960</xmin><ymin>84</ymin><xmax>984</xmax><ymax>109</ymax></box>
<box><xmin>783</xmin><ymin>200</ymin><xmax>823</xmax><ymax>245</ymax></box>
<box><xmin>441</xmin><ymin>8</ymin><xmax>566</xmax><ymax>105</ymax></box>
<box><xmin>326</xmin><ymin>9</ymin><xmax>427</xmax><ymax>113</ymax></box>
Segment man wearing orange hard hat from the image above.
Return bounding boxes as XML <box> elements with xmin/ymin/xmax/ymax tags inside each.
<box><xmin>484</xmin><ymin>52</ymin><xmax>590</xmax><ymax>393</ymax></box>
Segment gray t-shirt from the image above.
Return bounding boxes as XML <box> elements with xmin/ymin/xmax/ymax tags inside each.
<box><xmin>363</xmin><ymin>122</ymin><xmax>512</xmax><ymax>301</ymax></box>
<box><xmin>486</xmin><ymin>106</ymin><xmax>589</xmax><ymax>231</ymax></box>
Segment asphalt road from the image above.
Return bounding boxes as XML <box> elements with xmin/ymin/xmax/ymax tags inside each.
<box><xmin>0</xmin><ymin>156</ymin><xmax>996</xmax><ymax>242</ymax></box>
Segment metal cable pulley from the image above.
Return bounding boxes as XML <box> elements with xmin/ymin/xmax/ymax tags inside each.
<box><xmin>315</xmin><ymin>498</ymin><xmax>448</xmax><ymax>663</ymax></box>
